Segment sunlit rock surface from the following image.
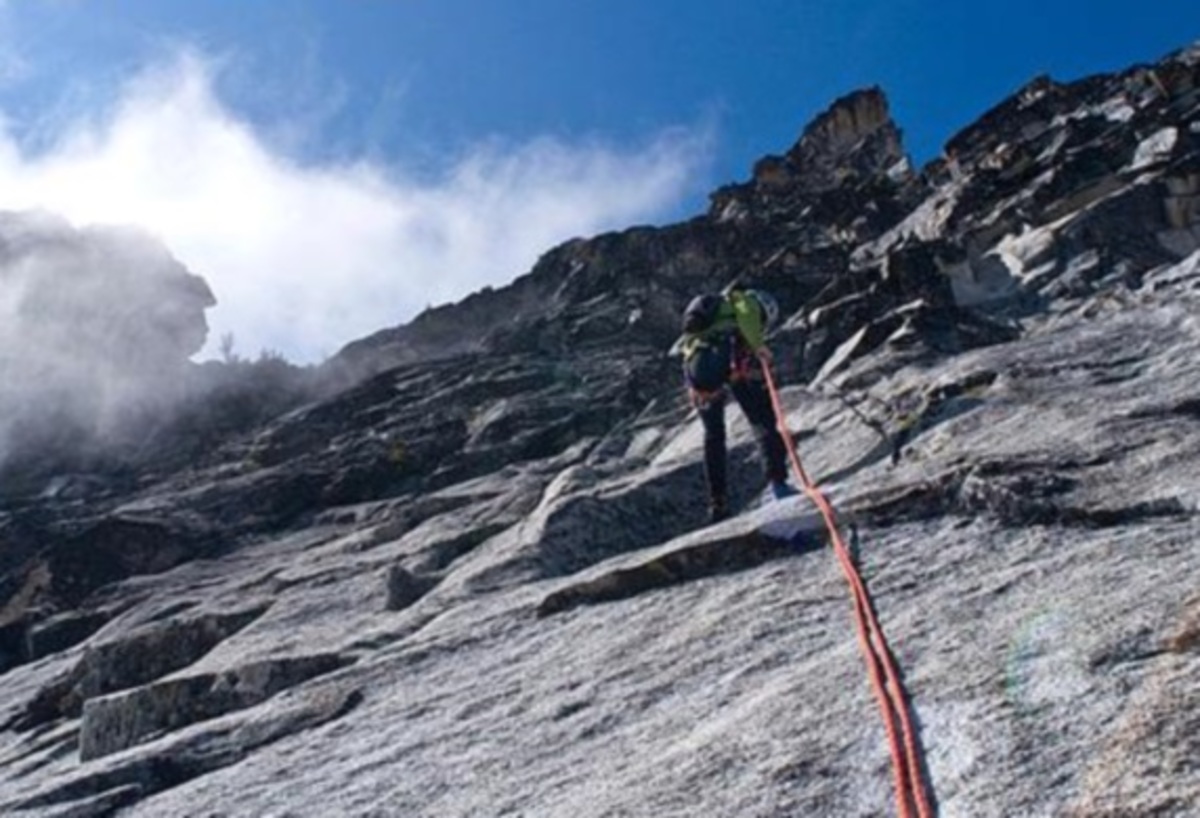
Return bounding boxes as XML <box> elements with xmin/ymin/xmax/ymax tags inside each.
<box><xmin>1</xmin><ymin>42</ymin><xmax>1199</xmax><ymax>817</ymax></box>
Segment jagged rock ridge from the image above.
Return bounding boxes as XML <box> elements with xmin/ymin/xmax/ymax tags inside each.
<box><xmin>0</xmin><ymin>41</ymin><xmax>1198</xmax><ymax>817</ymax></box>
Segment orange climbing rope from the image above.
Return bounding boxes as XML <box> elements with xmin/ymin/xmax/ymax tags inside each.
<box><xmin>760</xmin><ymin>354</ymin><xmax>934</xmax><ymax>818</ymax></box>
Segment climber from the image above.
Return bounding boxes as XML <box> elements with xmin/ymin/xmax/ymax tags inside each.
<box><xmin>680</xmin><ymin>287</ymin><xmax>797</xmax><ymax>523</ymax></box>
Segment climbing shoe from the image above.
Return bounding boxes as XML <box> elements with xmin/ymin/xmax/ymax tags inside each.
<box><xmin>769</xmin><ymin>481</ymin><xmax>799</xmax><ymax>500</ymax></box>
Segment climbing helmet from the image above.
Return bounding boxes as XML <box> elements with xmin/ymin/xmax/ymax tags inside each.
<box><xmin>746</xmin><ymin>289</ymin><xmax>779</xmax><ymax>330</ymax></box>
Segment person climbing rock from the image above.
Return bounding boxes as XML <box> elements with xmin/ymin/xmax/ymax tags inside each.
<box><xmin>680</xmin><ymin>288</ymin><xmax>797</xmax><ymax>523</ymax></box>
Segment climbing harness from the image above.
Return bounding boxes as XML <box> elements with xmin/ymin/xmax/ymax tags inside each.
<box><xmin>761</xmin><ymin>354</ymin><xmax>934</xmax><ymax>818</ymax></box>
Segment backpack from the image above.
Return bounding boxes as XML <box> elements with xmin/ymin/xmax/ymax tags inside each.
<box><xmin>681</xmin><ymin>294</ymin><xmax>733</xmax><ymax>392</ymax></box>
<box><xmin>683</xmin><ymin>333</ymin><xmax>732</xmax><ymax>392</ymax></box>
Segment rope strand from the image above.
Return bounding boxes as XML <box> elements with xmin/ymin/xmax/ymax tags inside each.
<box><xmin>760</xmin><ymin>356</ymin><xmax>933</xmax><ymax>818</ymax></box>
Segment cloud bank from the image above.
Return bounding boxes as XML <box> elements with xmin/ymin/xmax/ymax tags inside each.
<box><xmin>0</xmin><ymin>53</ymin><xmax>712</xmax><ymax>362</ymax></box>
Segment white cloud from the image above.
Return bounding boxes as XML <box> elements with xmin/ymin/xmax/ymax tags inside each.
<box><xmin>0</xmin><ymin>52</ymin><xmax>712</xmax><ymax>362</ymax></box>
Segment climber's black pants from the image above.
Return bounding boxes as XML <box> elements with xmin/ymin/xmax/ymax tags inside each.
<box><xmin>697</xmin><ymin>376</ymin><xmax>788</xmax><ymax>505</ymax></box>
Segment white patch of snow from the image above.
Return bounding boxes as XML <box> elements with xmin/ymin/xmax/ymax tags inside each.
<box><xmin>1130</xmin><ymin>127</ymin><xmax>1178</xmax><ymax>170</ymax></box>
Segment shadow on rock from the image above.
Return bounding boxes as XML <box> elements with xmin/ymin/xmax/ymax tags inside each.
<box><xmin>538</xmin><ymin>524</ymin><xmax>823</xmax><ymax>617</ymax></box>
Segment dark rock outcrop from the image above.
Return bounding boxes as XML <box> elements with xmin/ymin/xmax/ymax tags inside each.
<box><xmin>79</xmin><ymin>652</ymin><xmax>351</xmax><ymax>760</ymax></box>
<box><xmin>12</xmin><ymin>605</ymin><xmax>268</xmax><ymax>732</ymax></box>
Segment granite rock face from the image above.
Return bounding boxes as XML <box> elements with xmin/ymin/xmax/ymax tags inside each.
<box><xmin>1</xmin><ymin>42</ymin><xmax>1200</xmax><ymax>818</ymax></box>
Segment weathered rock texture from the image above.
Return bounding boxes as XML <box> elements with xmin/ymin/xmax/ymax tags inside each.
<box><xmin>1</xmin><ymin>41</ymin><xmax>1199</xmax><ymax>817</ymax></box>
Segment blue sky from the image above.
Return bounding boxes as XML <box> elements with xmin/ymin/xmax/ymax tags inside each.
<box><xmin>0</xmin><ymin>1</ymin><xmax>1195</xmax><ymax>361</ymax></box>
